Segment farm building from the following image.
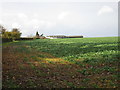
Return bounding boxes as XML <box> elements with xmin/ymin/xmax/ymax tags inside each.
<box><xmin>66</xmin><ymin>36</ymin><xmax>83</xmax><ymax>38</ymax></box>
<box><xmin>46</xmin><ymin>35</ymin><xmax>66</xmax><ymax>39</ymax></box>
<box><xmin>46</xmin><ymin>35</ymin><xmax>83</xmax><ymax>39</ymax></box>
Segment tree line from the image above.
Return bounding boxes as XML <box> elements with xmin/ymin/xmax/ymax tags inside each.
<box><xmin>0</xmin><ymin>25</ymin><xmax>21</xmax><ymax>40</ymax></box>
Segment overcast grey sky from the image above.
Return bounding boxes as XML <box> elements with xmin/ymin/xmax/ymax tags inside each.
<box><xmin>0</xmin><ymin>0</ymin><xmax>118</xmax><ymax>37</ymax></box>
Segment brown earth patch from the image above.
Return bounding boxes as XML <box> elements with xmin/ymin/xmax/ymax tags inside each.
<box><xmin>2</xmin><ymin>45</ymin><xmax>84</xmax><ymax>88</ymax></box>
<box><xmin>2</xmin><ymin>45</ymin><xmax>119</xmax><ymax>88</ymax></box>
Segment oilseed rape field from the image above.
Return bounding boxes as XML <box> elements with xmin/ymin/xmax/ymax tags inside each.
<box><xmin>2</xmin><ymin>37</ymin><xmax>119</xmax><ymax>88</ymax></box>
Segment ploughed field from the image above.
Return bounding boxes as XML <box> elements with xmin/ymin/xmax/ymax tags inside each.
<box><xmin>2</xmin><ymin>37</ymin><xmax>119</xmax><ymax>88</ymax></box>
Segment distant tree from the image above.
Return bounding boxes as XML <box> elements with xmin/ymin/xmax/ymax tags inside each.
<box><xmin>12</xmin><ymin>28</ymin><xmax>19</xmax><ymax>32</ymax></box>
<box><xmin>0</xmin><ymin>25</ymin><xmax>6</xmax><ymax>37</ymax></box>
<box><xmin>3</xmin><ymin>31</ymin><xmax>12</xmax><ymax>39</ymax></box>
<box><xmin>40</xmin><ymin>34</ymin><xmax>43</xmax><ymax>36</ymax></box>
<box><xmin>36</xmin><ymin>31</ymin><xmax>39</xmax><ymax>36</ymax></box>
<box><xmin>11</xmin><ymin>28</ymin><xmax>21</xmax><ymax>40</ymax></box>
<box><xmin>36</xmin><ymin>31</ymin><xmax>39</xmax><ymax>38</ymax></box>
<box><xmin>0</xmin><ymin>25</ymin><xmax>22</xmax><ymax>40</ymax></box>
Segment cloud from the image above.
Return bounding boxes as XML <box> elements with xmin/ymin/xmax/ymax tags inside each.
<box><xmin>12</xmin><ymin>22</ymin><xmax>21</xmax><ymax>28</ymax></box>
<box><xmin>33</xmin><ymin>13</ymin><xmax>39</xmax><ymax>18</ymax></box>
<box><xmin>46</xmin><ymin>21</ymin><xmax>56</xmax><ymax>28</ymax></box>
<box><xmin>0</xmin><ymin>20</ymin><xmax>3</xmax><ymax>24</ymax></box>
<box><xmin>17</xmin><ymin>13</ymin><xmax>27</xmax><ymax>19</ymax></box>
<box><xmin>58</xmin><ymin>12</ymin><xmax>69</xmax><ymax>20</ymax></box>
<box><xmin>97</xmin><ymin>6</ymin><xmax>113</xmax><ymax>16</ymax></box>
<box><xmin>27</xmin><ymin>19</ymin><xmax>56</xmax><ymax>29</ymax></box>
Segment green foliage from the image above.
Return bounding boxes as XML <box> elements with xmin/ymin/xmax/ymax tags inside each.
<box><xmin>5</xmin><ymin>37</ymin><xmax>119</xmax><ymax>88</ymax></box>
<box><xmin>0</xmin><ymin>25</ymin><xmax>21</xmax><ymax>40</ymax></box>
<box><xmin>23</xmin><ymin>57</ymin><xmax>29</xmax><ymax>61</ymax></box>
<box><xmin>9</xmin><ymin>37</ymin><xmax>118</xmax><ymax>63</ymax></box>
<box><xmin>27</xmin><ymin>79</ymin><xmax>37</xmax><ymax>88</ymax></box>
<box><xmin>77</xmin><ymin>69</ymin><xmax>90</xmax><ymax>75</ymax></box>
<box><xmin>5</xmin><ymin>80</ymin><xmax>20</xmax><ymax>88</ymax></box>
<box><xmin>11</xmin><ymin>28</ymin><xmax>21</xmax><ymax>40</ymax></box>
<box><xmin>30</xmin><ymin>64</ymin><xmax>36</xmax><ymax>69</ymax></box>
<box><xmin>36</xmin><ymin>70</ymin><xmax>47</xmax><ymax>77</ymax></box>
<box><xmin>0</xmin><ymin>25</ymin><xmax>6</xmax><ymax>36</ymax></box>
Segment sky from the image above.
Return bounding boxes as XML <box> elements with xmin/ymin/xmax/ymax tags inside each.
<box><xmin>0</xmin><ymin>0</ymin><xmax>118</xmax><ymax>37</ymax></box>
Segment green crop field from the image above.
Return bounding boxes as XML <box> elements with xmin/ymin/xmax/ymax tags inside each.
<box><xmin>2</xmin><ymin>37</ymin><xmax>119</xmax><ymax>88</ymax></box>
